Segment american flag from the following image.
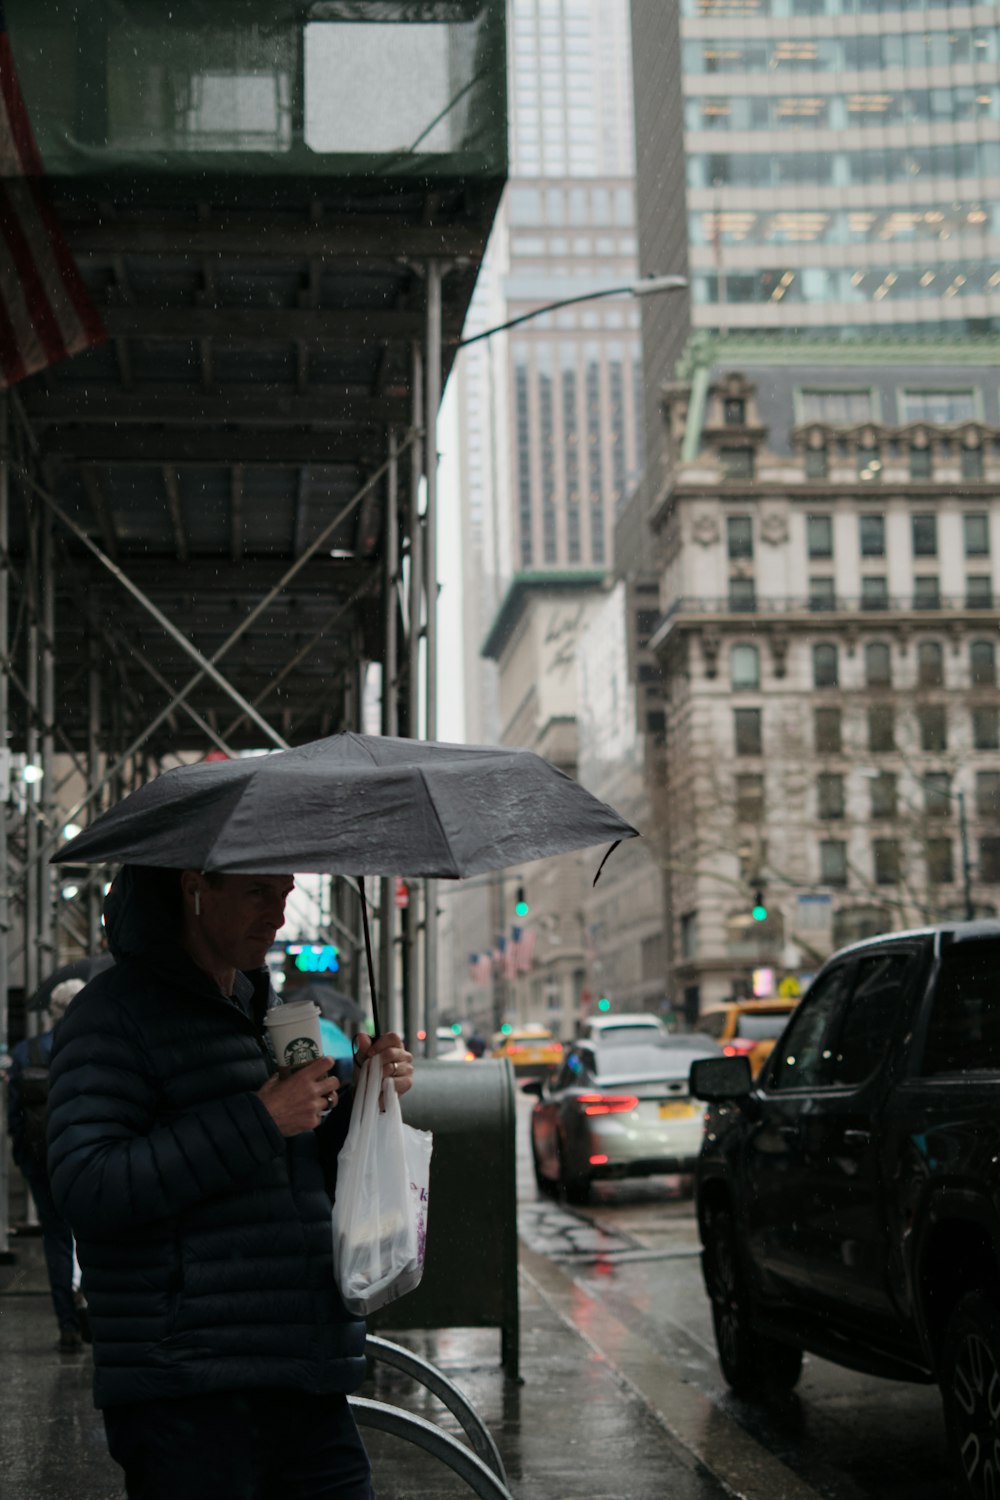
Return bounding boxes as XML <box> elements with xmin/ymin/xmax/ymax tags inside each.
<box><xmin>516</xmin><ymin>927</ymin><xmax>536</xmax><ymax>973</ymax></box>
<box><xmin>0</xmin><ymin>5</ymin><xmax>105</xmax><ymax>386</ymax></box>
<box><xmin>468</xmin><ymin>952</ymin><xmax>492</xmax><ymax>986</ymax></box>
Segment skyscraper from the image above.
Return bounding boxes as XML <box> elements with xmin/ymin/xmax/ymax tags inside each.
<box><xmin>444</xmin><ymin>0</ymin><xmax>644</xmax><ymax>1027</ymax></box>
<box><xmin>633</xmin><ymin>0</ymin><xmax>999</xmax><ymax>358</ymax></box>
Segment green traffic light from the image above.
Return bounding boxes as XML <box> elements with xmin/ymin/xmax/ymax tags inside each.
<box><xmin>500</xmin><ymin>1023</ymin><xmax>512</xmax><ymax>1035</ymax></box>
<box><xmin>514</xmin><ymin>900</ymin><xmax>529</xmax><ymax>917</ymax></box>
<box><xmin>752</xmin><ymin>902</ymin><xmax>767</xmax><ymax>922</ymax></box>
<box><xmin>597</xmin><ymin>997</ymin><xmax>611</xmax><ymax>1012</ymax></box>
<box><xmin>450</xmin><ymin>1022</ymin><xmax>462</xmax><ymax>1035</ymax></box>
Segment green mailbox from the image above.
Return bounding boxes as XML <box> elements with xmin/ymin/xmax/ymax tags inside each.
<box><xmin>369</xmin><ymin>1058</ymin><xmax>519</xmax><ymax>1380</ymax></box>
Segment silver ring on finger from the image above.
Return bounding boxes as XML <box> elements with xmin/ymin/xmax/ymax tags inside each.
<box><xmin>391</xmin><ymin>1060</ymin><xmax>397</xmax><ymax>1076</ymax></box>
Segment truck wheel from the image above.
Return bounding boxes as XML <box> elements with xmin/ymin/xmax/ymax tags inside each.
<box><xmin>703</xmin><ymin>1202</ymin><xmax>802</xmax><ymax>1395</ymax></box>
<box><xmin>941</xmin><ymin>1290</ymin><xmax>1000</xmax><ymax>1498</ymax></box>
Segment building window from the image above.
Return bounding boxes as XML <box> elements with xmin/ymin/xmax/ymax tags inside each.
<box><xmin>868</xmin><ymin>704</ymin><xmax>895</xmax><ymax>752</ymax></box>
<box><xmin>914</xmin><ymin>576</ymin><xmax>941</xmax><ymax>610</ymax></box>
<box><xmin>873</xmin><ymin>839</ymin><xmax>901</xmax><ymax>886</ymax></box>
<box><xmin>680</xmin><ymin>911</ymin><xmax>698</xmax><ymax>960</ymax></box>
<box><xmin>909</xmin><ymin>447</ymin><xmax>933</xmax><ymax>481</ymax></box>
<box><xmin>967</xmin><ymin>577</ymin><xmax>993</xmax><ymax>609</ymax></box>
<box><xmin>865</xmin><ymin>642</ymin><xmax>891</xmax><ymax>686</ymax></box>
<box><xmin>813</xmin><ymin>643</ymin><xmax>839</xmax><ymax>688</ymax></box>
<box><xmin>731</xmin><ymin>643</ymin><xmax>760</xmax><ymax>690</ymax></box>
<box><xmin>729</xmin><ymin>577</ymin><xmax>757</xmax><ymax>612</ymax></box>
<box><xmin>962</xmin><ymin>448</ymin><xmax>984</xmax><ymax>481</ymax></box>
<box><xmin>727</xmin><ymin>515</ymin><xmax>753</xmax><ymax>559</ymax></box>
<box><xmin>805</xmin><ymin>447</ymin><xmax>828</xmax><ymax>479</ymax></box>
<box><xmin>926</xmin><ymin>839</ymin><xmax>954</xmax><ymax>886</ymax></box>
<box><xmin>964</xmin><ymin>513</ymin><xmax>990</xmax><ymax>557</ymax></box>
<box><xmin>734</xmin><ymin>708</ymin><xmax>762</xmax><ymax>755</ymax></box>
<box><xmin>724</xmin><ymin>397</ymin><xmax>745</xmax><ymax>425</ymax></box>
<box><xmin>810</xmin><ymin>576</ymin><xmax>836</xmax><ymax>611</ymax></box>
<box><xmin>735</xmin><ymin>773</ymin><xmax>765</xmax><ymax>823</ymax></box>
<box><xmin>818</xmin><ymin>773</ymin><xmax>845</xmax><ymax>820</ymax></box>
<box><xmin>912</xmin><ymin>513</ymin><xmax>938</xmax><ymax>557</ymax></box>
<box><xmin>979</xmin><ymin>838</ymin><xmax>1000</xmax><ymax>884</ymax></box>
<box><xmin>919</xmin><ymin>705</ymin><xmax>947</xmax><ymax>752</ymax></box>
<box><xmin>800</xmin><ymin>388</ymin><xmax>873</xmax><ymax>424</ymax></box>
<box><xmin>820</xmin><ymin>840</ymin><xmax>848</xmax><ymax>887</ymax></box>
<box><xmin>861</xmin><ymin>576</ymin><xmax>888</xmax><ymax>610</ymax></box>
<box><xmin>869</xmin><ymin>771</ymin><xmax>897</xmax><ymax>819</ymax></box>
<box><xmin>973</xmin><ymin>706</ymin><xmax>1000</xmax><ymax>751</ymax></box>
<box><xmin>720</xmin><ymin>446</ymin><xmax>755</xmax><ymax>480</ymax></box>
<box><xmin>924</xmin><ymin>772</ymin><xmax>952</xmax><ymax>819</ymax></box>
<box><xmin>859</xmin><ymin>513</ymin><xmax>885</xmax><ymax>557</ymax></box>
<box><xmin>977</xmin><ymin>771</ymin><xmax>1000</xmax><ymax>820</ymax></box>
<box><xmin>807</xmin><ymin>514</ymin><xmax>833</xmax><ymax>559</ymax></box>
<box><xmin>971</xmin><ymin>641</ymin><xmax>996</xmax><ymax>687</ymax></box>
<box><xmin>815</xmin><ymin>706</ymin><xmax>841</xmax><ymax>753</ymax></box>
<box><xmin>857</xmin><ymin>444</ymin><xmax>881</xmax><ymax>482</ymax></box>
<box><xmin>901</xmin><ymin>389</ymin><xmax>976</xmax><ymax>424</ymax></box>
<box><xmin>917</xmin><ymin>640</ymin><xmax>944</xmax><ymax>687</ymax></box>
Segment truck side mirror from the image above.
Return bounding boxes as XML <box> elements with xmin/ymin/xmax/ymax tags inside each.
<box><xmin>690</xmin><ymin>1055</ymin><xmax>752</xmax><ymax>1101</ymax></box>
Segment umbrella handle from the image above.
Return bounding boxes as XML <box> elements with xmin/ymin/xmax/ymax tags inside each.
<box><xmin>358</xmin><ymin>876</ymin><xmax>381</xmax><ymax>1039</ymax></box>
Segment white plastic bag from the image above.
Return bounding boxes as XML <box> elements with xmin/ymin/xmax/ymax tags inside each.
<box><xmin>331</xmin><ymin>1056</ymin><xmax>433</xmax><ymax>1315</ymax></box>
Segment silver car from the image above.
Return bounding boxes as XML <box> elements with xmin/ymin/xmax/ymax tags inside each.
<box><xmin>526</xmin><ymin>1036</ymin><xmax>722</xmax><ymax>1203</ymax></box>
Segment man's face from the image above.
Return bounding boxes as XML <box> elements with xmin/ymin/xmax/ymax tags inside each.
<box><xmin>198</xmin><ymin>874</ymin><xmax>295</xmax><ymax>973</ymax></box>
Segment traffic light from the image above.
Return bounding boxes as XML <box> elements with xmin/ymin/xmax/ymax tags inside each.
<box><xmin>752</xmin><ymin>889</ymin><xmax>768</xmax><ymax>922</ymax></box>
<box><xmin>597</xmin><ymin>996</ymin><xmax>611</xmax><ymax>1012</ymax></box>
<box><xmin>514</xmin><ymin>885</ymin><xmax>529</xmax><ymax>918</ymax></box>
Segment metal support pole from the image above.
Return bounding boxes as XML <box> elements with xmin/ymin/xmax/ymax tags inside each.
<box><xmin>24</xmin><ymin>503</ymin><xmax>40</xmax><ymax>1034</ymax></box>
<box><xmin>87</xmin><ymin>635</ymin><xmax>102</xmax><ymax>951</ymax></box>
<box><xmin>40</xmin><ymin>502</ymin><xmax>55</xmax><ymax>971</ymax></box>
<box><xmin>380</xmin><ymin>429</ymin><xmax>400</xmax><ymax>1035</ymax></box>
<box><xmin>403</xmin><ymin>345</ymin><xmax>424</xmax><ymax>1050</ymax></box>
<box><xmin>0</xmin><ymin>394</ymin><xmax>11</xmax><ymax>1258</ymax></box>
<box><xmin>423</xmin><ymin>261</ymin><xmax>443</xmax><ymax>1058</ymax></box>
<box><xmin>959</xmin><ymin>789</ymin><xmax>974</xmax><ymax>921</ymax></box>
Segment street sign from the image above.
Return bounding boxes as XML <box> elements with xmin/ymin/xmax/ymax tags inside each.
<box><xmin>394</xmin><ymin>879</ymin><xmax>410</xmax><ymax>909</ymax></box>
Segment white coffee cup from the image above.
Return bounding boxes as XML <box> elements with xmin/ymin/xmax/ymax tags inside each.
<box><xmin>264</xmin><ymin>1000</ymin><xmax>323</xmax><ymax>1070</ymax></box>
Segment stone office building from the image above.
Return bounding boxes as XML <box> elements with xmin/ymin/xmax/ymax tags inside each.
<box><xmin>647</xmin><ymin>337</ymin><xmax>1000</xmax><ymax>1016</ymax></box>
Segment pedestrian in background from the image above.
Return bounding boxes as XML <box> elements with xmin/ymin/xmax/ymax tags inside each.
<box><xmin>47</xmin><ymin>864</ymin><xmax>413</xmax><ymax>1500</ymax></box>
<box><xmin>7</xmin><ymin>977</ymin><xmax>87</xmax><ymax>1351</ymax></box>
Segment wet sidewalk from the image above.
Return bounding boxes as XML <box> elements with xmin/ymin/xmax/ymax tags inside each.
<box><xmin>1</xmin><ymin>1224</ymin><xmax>731</xmax><ymax>1500</ymax></box>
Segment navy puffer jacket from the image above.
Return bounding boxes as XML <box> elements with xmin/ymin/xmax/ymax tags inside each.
<box><xmin>47</xmin><ymin>867</ymin><xmax>366</xmax><ymax>1408</ymax></box>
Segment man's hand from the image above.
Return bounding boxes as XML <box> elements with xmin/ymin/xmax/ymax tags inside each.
<box><xmin>257</xmin><ymin>1057</ymin><xmax>339</xmax><ymax>1136</ymax></box>
<box><xmin>353</xmin><ymin>1031</ymin><xmax>414</xmax><ymax>1098</ymax></box>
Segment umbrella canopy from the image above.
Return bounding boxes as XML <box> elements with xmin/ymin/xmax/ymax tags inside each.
<box><xmin>30</xmin><ymin>953</ymin><xmax>115</xmax><ymax>1011</ymax></box>
<box><xmin>52</xmin><ymin>733</ymin><xmax>638</xmax><ymax>878</ymax></box>
<box><xmin>286</xmin><ymin>982</ymin><xmax>367</xmax><ymax>1025</ymax></box>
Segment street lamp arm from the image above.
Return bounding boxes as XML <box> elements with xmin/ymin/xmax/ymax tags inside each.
<box><xmin>452</xmin><ymin>274</ymin><xmax>688</xmax><ymax>349</ymax></box>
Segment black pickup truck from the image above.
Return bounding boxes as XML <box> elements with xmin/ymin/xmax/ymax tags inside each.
<box><xmin>690</xmin><ymin>921</ymin><xmax>1000</xmax><ymax>1499</ymax></box>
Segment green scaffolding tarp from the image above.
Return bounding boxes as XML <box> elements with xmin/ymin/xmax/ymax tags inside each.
<box><xmin>6</xmin><ymin>0</ymin><xmax>507</xmax><ymax>182</ymax></box>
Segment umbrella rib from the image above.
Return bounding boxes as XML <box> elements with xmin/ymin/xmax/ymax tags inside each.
<box><xmin>414</xmin><ymin>770</ymin><xmax>462</xmax><ymax>879</ymax></box>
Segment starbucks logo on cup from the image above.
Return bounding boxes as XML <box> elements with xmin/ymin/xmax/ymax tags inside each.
<box><xmin>284</xmin><ymin>1036</ymin><xmax>320</xmax><ymax>1067</ymax></box>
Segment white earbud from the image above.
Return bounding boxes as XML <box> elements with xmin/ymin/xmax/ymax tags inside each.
<box><xmin>194</xmin><ymin>889</ymin><xmax>201</xmax><ymax>917</ymax></box>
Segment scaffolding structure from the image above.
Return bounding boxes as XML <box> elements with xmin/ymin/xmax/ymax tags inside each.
<box><xmin>0</xmin><ymin>0</ymin><xmax>508</xmax><ymax>1253</ymax></box>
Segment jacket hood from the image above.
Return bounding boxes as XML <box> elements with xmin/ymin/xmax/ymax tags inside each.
<box><xmin>103</xmin><ymin>865</ymin><xmax>182</xmax><ymax>960</ymax></box>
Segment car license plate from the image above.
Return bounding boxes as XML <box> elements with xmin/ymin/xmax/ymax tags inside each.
<box><xmin>659</xmin><ymin>1101</ymin><xmax>695</xmax><ymax>1120</ymax></box>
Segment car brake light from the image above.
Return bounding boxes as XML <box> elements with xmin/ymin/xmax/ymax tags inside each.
<box><xmin>589</xmin><ymin>1153</ymin><xmax>609</xmax><ymax>1165</ymax></box>
<box><xmin>578</xmin><ymin>1093</ymin><xmax>639</xmax><ymax>1115</ymax></box>
<box><xmin>723</xmin><ymin>1039</ymin><xmax>756</xmax><ymax>1057</ymax></box>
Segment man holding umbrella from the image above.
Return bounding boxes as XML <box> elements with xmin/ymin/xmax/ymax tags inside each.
<box><xmin>47</xmin><ymin>864</ymin><xmax>413</xmax><ymax>1500</ymax></box>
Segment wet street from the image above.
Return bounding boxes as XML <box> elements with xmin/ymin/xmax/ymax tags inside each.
<box><xmin>513</xmin><ymin>1088</ymin><xmax>955</xmax><ymax>1500</ymax></box>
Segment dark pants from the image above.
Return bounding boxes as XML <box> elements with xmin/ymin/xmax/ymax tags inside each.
<box><xmin>23</xmin><ymin>1166</ymin><xmax>79</xmax><ymax>1333</ymax></box>
<box><xmin>103</xmin><ymin>1388</ymin><xmax>374</xmax><ymax>1500</ymax></box>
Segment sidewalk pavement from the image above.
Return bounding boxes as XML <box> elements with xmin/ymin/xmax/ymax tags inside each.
<box><xmin>1</xmin><ymin>1223</ymin><xmax>734</xmax><ymax>1500</ymax></box>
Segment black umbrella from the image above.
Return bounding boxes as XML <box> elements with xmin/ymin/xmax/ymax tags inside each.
<box><xmin>286</xmin><ymin>982</ymin><xmax>367</xmax><ymax>1025</ymax></box>
<box><xmin>52</xmin><ymin>732</ymin><xmax>639</xmax><ymax>1034</ymax></box>
<box><xmin>30</xmin><ymin>953</ymin><xmax>115</xmax><ymax>1012</ymax></box>
<box><xmin>51</xmin><ymin>733</ymin><xmax>636</xmax><ymax>877</ymax></box>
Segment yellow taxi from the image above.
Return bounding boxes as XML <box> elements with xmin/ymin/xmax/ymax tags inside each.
<box><xmin>698</xmin><ymin>998</ymin><xmax>799</xmax><ymax>1077</ymax></box>
<box><xmin>490</xmin><ymin>1024</ymin><xmax>563</xmax><ymax>1078</ymax></box>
